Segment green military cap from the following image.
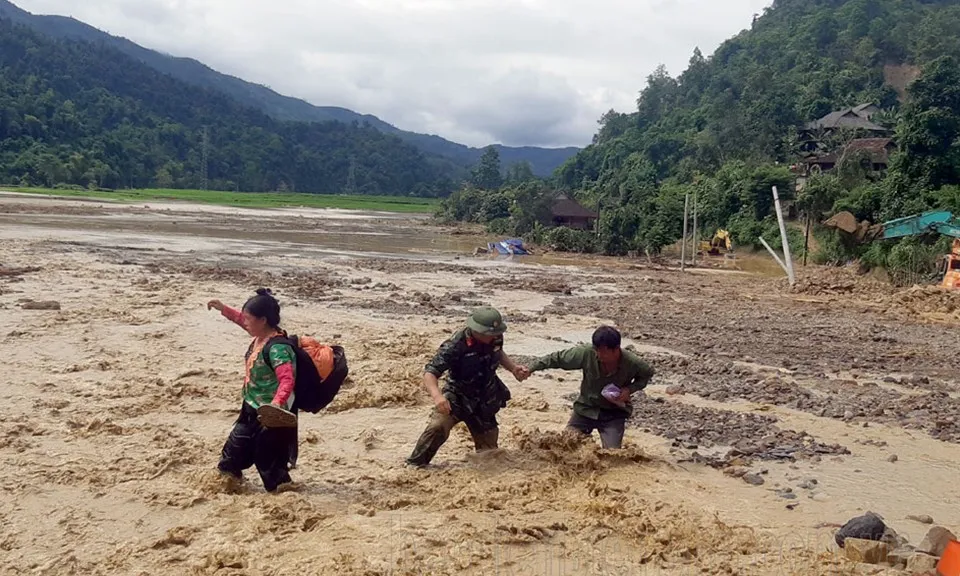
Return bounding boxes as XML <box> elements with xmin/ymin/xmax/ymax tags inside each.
<box><xmin>466</xmin><ymin>306</ymin><xmax>507</xmax><ymax>336</ymax></box>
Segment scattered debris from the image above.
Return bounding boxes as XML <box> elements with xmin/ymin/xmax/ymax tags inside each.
<box><xmin>907</xmin><ymin>514</ymin><xmax>934</xmax><ymax>525</ymax></box>
<box><xmin>843</xmin><ymin>538</ymin><xmax>890</xmax><ymax>564</ymax></box>
<box><xmin>475</xmin><ymin>275</ymin><xmax>577</xmax><ymax>295</ymax></box>
<box><xmin>917</xmin><ymin>525</ymin><xmax>956</xmax><ymax>557</ymax></box>
<box><xmin>20</xmin><ymin>300</ymin><xmax>61</xmax><ymax>311</ymax></box>
<box><xmin>797</xmin><ymin>478</ymin><xmax>819</xmax><ymax>490</ymax></box>
<box><xmin>906</xmin><ymin>552</ymin><xmax>939</xmax><ymax>573</ymax></box>
<box><xmin>786</xmin><ymin>266</ymin><xmax>893</xmax><ymax>298</ymax></box>
<box><xmin>634</xmin><ymin>396</ymin><xmax>850</xmax><ymax>468</ymax></box>
<box><xmin>836</xmin><ymin>512</ymin><xmax>887</xmax><ymax>548</ymax></box>
<box><xmin>887</xmin><ymin>546</ymin><xmax>915</xmax><ymax>569</ymax></box>
<box><xmin>775</xmin><ymin>488</ymin><xmax>796</xmax><ymax>500</ymax></box>
<box><xmin>742</xmin><ymin>473</ymin><xmax>765</xmax><ymax>486</ymax></box>
<box><xmin>0</xmin><ymin>266</ymin><xmax>40</xmax><ymax>277</ymax></box>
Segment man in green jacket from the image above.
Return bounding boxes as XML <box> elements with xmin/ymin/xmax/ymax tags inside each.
<box><xmin>406</xmin><ymin>307</ymin><xmax>526</xmax><ymax>467</ymax></box>
<box><xmin>523</xmin><ymin>326</ymin><xmax>654</xmax><ymax>449</ymax></box>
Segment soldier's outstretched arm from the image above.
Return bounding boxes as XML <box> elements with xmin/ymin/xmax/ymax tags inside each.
<box><xmin>528</xmin><ymin>347</ymin><xmax>588</xmax><ymax>374</ymax></box>
<box><xmin>499</xmin><ymin>353</ymin><xmax>527</xmax><ymax>381</ymax></box>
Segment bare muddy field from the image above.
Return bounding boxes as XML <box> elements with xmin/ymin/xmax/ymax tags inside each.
<box><xmin>1</xmin><ymin>194</ymin><xmax>959</xmax><ymax>575</ymax></box>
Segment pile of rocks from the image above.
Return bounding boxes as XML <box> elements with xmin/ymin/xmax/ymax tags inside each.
<box><xmin>629</xmin><ymin>396</ymin><xmax>850</xmax><ymax>467</ymax></box>
<box><xmin>784</xmin><ymin>265</ymin><xmax>894</xmax><ymax>298</ymax></box>
<box><xmin>836</xmin><ymin>512</ymin><xmax>956</xmax><ymax>573</ymax></box>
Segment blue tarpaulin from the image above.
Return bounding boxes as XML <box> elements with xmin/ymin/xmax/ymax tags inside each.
<box><xmin>487</xmin><ymin>238</ymin><xmax>531</xmax><ymax>255</ymax></box>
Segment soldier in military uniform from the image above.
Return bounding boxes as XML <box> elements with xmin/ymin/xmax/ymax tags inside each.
<box><xmin>406</xmin><ymin>307</ymin><xmax>525</xmax><ymax>467</ymax></box>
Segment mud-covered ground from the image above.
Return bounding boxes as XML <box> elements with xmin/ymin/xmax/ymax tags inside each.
<box><xmin>2</xmin><ymin>194</ymin><xmax>959</xmax><ymax>575</ymax></box>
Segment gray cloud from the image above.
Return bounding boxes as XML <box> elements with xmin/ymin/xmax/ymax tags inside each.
<box><xmin>19</xmin><ymin>0</ymin><xmax>772</xmax><ymax>147</ymax></box>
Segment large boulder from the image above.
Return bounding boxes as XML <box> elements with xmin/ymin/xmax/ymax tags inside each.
<box><xmin>835</xmin><ymin>512</ymin><xmax>887</xmax><ymax>548</ymax></box>
<box><xmin>888</xmin><ymin>546</ymin><xmax>916</xmax><ymax>569</ymax></box>
<box><xmin>843</xmin><ymin>538</ymin><xmax>890</xmax><ymax>564</ymax></box>
<box><xmin>917</xmin><ymin>525</ymin><xmax>956</xmax><ymax>557</ymax></box>
<box><xmin>906</xmin><ymin>552</ymin><xmax>939</xmax><ymax>573</ymax></box>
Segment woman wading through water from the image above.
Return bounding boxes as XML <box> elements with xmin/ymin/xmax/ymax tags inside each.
<box><xmin>208</xmin><ymin>288</ymin><xmax>299</xmax><ymax>492</ymax></box>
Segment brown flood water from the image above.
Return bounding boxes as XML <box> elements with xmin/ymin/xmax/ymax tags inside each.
<box><xmin>5</xmin><ymin>192</ymin><xmax>960</xmax><ymax>576</ymax></box>
<box><xmin>0</xmin><ymin>192</ymin><xmax>791</xmax><ymax>280</ymax></box>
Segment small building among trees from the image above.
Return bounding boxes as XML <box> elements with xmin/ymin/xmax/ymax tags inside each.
<box><xmin>793</xmin><ymin>103</ymin><xmax>896</xmax><ymax>191</ymax></box>
<box><xmin>802</xmin><ymin>137</ymin><xmax>897</xmax><ymax>175</ymax></box>
<box><xmin>799</xmin><ymin>103</ymin><xmax>891</xmax><ymax>153</ymax></box>
<box><xmin>550</xmin><ymin>194</ymin><xmax>598</xmax><ymax>230</ymax></box>
<box><xmin>792</xmin><ymin>137</ymin><xmax>897</xmax><ymax>192</ymax></box>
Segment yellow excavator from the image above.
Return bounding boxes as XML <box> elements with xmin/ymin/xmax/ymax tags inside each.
<box><xmin>700</xmin><ymin>229</ymin><xmax>733</xmax><ymax>256</ymax></box>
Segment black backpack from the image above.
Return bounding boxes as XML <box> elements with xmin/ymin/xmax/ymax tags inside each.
<box><xmin>262</xmin><ymin>335</ymin><xmax>348</xmax><ymax>413</ymax></box>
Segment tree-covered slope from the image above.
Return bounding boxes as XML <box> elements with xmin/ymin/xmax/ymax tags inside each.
<box><xmin>0</xmin><ymin>0</ymin><xmax>579</xmax><ymax>176</ymax></box>
<box><xmin>559</xmin><ymin>0</ymin><xmax>960</xmax><ymax>191</ymax></box>
<box><xmin>0</xmin><ymin>20</ymin><xmax>451</xmax><ymax>195</ymax></box>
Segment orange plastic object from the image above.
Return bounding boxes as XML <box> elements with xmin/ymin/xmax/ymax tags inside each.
<box><xmin>938</xmin><ymin>540</ymin><xmax>960</xmax><ymax>576</ymax></box>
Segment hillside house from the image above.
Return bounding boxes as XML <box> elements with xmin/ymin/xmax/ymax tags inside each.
<box><xmin>805</xmin><ymin>138</ymin><xmax>896</xmax><ymax>173</ymax></box>
<box><xmin>793</xmin><ymin>137</ymin><xmax>896</xmax><ymax>191</ymax></box>
<box><xmin>799</xmin><ymin>103</ymin><xmax>890</xmax><ymax>153</ymax></box>
<box><xmin>550</xmin><ymin>195</ymin><xmax>598</xmax><ymax>230</ymax></box>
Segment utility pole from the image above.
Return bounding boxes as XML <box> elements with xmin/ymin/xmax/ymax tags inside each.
<box><xmin>761</xmin><ymin>186</ymin><xmax>796</xmax><ymax>285</ymax></box>
<box><xmin>681</xmin><ymin>193</ymin><xmax>689</xmax><ymax>272</ymax></box>
<box><xmin>201</xmin><ymin>125</ymin><xmax>209</xmax><ymax>191</ymax></box>
<box><xmin>773</xmin><ymin>186</ymin><xmax>795</xmax><ymax>285</ymax></box>
<box><xmin>692</xmin><ymin>188</ymin><xmax>699</xmax><ymax>267</ymax></box>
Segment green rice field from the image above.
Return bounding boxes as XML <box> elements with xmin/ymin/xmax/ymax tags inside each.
<box><xmin>3</xmin><ymin>187</ymin><xmax>439</xmax><ymax>214</ymax></box>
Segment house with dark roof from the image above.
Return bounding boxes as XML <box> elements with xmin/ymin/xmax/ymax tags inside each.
<box><xmin>802</xmin><ymin>138</ymin><xmax>896</xmax><ymax>174</ymax></box>
<box><xmin>792</xmin><ymin>137</ymin><xmax>897</xmax><ymax>191</ymax></box>
<box><xmin>804</xmin><ymin>104</ymin><xmax>885</xmax><ymax>131</ymax></box>
<box><xmin>799</xmin><ymin>103</ymin><xmax>891</xmax><ymax>154</ymax></box>
<box><xmin>550</xmin><ymin>194</ymin><xmax>598</xmax><ymax>230</ymax></box>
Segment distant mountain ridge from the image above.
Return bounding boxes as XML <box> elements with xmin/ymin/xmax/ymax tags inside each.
<box><xmin>0</xmin><ymin>18</ymin><xmax>451</xmax><ymax>195</ymax></box>
<box><xmin>0</xmin><ymin>0</ymin><xmax>579</xmax><ymax>176</ymax></box>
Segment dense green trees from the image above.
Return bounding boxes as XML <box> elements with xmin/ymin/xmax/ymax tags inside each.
<box><xmin>471</xmin><ymin>147</ymin><xmax>504</xmax><ymax>191</ymax></box>
<box><xmin>554</xmin><ymin>0</ymin><xmax>960</xmax><ymax>257</ymax></box>
<box><xmin>883</xmin><ymin>56</ymin><xmax>960</xmax><ymax>215</ymax></box>
<box><xmin>0</xmin><ymin>21</ymin><xmax>451</xmax><ymax>196</ymax></box>
<box><xmin>442</xmin><ymin>0</ymin><xmax>960</xmax><ymax>266</ymax></box>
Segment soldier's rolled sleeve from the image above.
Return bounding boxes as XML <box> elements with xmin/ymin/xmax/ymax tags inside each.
<box><xmin>425</xmin><ymin>339</ymin><xmax>457</xmax><ymax>377</ymax></box>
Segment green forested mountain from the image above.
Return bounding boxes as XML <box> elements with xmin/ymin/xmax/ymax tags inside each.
<box><xmin>0</xmin><ymin>20</ymin><xmax>453</xmax><ymax>195</ymax></box>
<box><xmin>0</xmin><ymin>0</ymin><xmax>578</xmax><ymax>177</ymax></box>
<box><xmin>441</xmin><ymin>0</ymin><xmax>960</xmax><ymax>265</ymax></box>
<box><xmin>561</xmin><ymin>0</ymin><xmax>960</xmax><ymax>190</ymax></box>
<box><xmin>550</xmin><ymin>0</ymin><xmax>960</xmax><ymax>254</ymax></box>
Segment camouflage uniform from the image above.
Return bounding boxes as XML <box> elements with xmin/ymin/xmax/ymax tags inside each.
<box><xmin>407</xmin><ymin>309</ymin><xmax>511</xmax><ymax>467</ymax></box>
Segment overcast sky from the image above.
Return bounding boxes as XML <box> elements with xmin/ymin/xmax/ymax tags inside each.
<box><xmin>19</xmin><ymin>0</ymin><xmax>770</xmax><ymax>148</ymax></box>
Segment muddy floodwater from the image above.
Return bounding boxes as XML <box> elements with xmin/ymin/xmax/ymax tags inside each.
<box><xmin>0</xmin><ymin>192</ymin><xmax>487</xmax><ymax>261</ymax></box>
<box><xmin>0</xmin><ymin>192</ymin><xmax>785</xmax><ymax>274</ymax></box>
<box><xmin>2</xmin><ymin>192</ymin><xmax>960</xmax><ymax>575</ymax></box>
